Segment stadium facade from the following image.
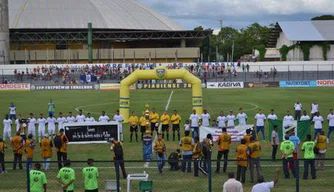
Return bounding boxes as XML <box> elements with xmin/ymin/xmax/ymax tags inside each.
<box><xmin>4</xmin><ymin>0</ymin><xmax>211</xmax><ymax>64</ymax></box>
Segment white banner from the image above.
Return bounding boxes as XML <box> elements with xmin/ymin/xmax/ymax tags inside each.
<box><xmin>206</xmin><ymin>82</ymin><xmax>244</xmax><ymax>89</ymax></box>
<box><xmin>316</xmin><ymin>79</ymin><xmax>334</xmax><ymax>87</ymax></box>
<box><xmin>200</xmin><ymin>125</ymin><xmax>253</xmax><ymax>142</ymax></box>
<box><xmin>0</xmin><ymin>83</ymin><xmax>30</xmax><ymax>91</ymax></box>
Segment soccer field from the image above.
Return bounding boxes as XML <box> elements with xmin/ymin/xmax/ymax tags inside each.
<box><xmin>1</xmin><ymin>87</ymin><xmax>334</xmax><ymax>191</ymax></box>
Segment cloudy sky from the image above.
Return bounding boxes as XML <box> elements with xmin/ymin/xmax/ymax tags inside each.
<box><xmin>138</xmin><ymin>0</ymin><xmax>334</xmax><ymax>32</ymax></box>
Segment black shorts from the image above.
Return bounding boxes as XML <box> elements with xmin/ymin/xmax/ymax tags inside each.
<box><xmin>151</xmin><ymin>123</ymin><xmax>158</xmax><ymax>132</ymax></box>
<box><xmin>85</xmin><ymin>189</ymin><xmax>98</xmax><ymax>192</ymax></box>
<box><xmin>130</xmin><ymin>126</ymin><xmax>138</xmax><ymax>132</ymax></box>
<box><xmin>140</xmin><ymin>126</ymin><xmax>146</xmax><ymax>133</ymax></box>
<box><xmin>172</xmin><ymin>124</ymin><xmax>180</xmax><ymax>131</ymax></box>
<box><xmin>162</xmin><ymin>124</ymin><xmax>169</xmax><ymax>132</ymax></box>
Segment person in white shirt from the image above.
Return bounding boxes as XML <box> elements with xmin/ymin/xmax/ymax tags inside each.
<box><xmin>9</xmin><ymin>102</ymin><xmax>17</xmax><ymax>120</ymax></box>
<box><xmin>223</xmin><ymin>172</ymin><xmax>243</xmax><ymax>192</ymax></box>
<box><xmin>99</xmin><ymin>111</ymin><xmax>110</xmax><ymax>123</ymax></box>
<box><xmin>271</xmin><ymin>125</ymin><xmax>279</xmax><ymax>161</ymax></box>
<box><xmin>76</xmin><ymin>110</ymin><xmax>86</xmax><ymax>123</ymax></box>
<box><xmin>3</xmin><ymin>115</ymin><xmax>12</xmax><ymax>141</ymax></box>
<box><xmin>28</xmin><ymin>113</ymin><xmax>37</xmax><ymax>137</ymax></box>
<box><xmin>66</xmin><ymin>112</ymin><xmax>76</xmax><ymax>124</ymax></box>
<box><xmin>327</xmin><ymin>109</ymin><xmax>334</xmax><ymax>140</ymax></box>
<box><xmin>300</xmin><ymin>110</ymin><xmax>311</xmax><ymax>121</ymax></box>
<box><xmin>251</xmin><ymin>168</ymin><xmax>280</xmax><ymax>192</ymax></box>
<box><xmin>85</xmin><ymin>113</ymin><xmax>95</xmax><ymax>122</ymax></box>
<box><xmin>46</xmin><ymin>115</ymin><xmax>56</xmax><ymax>137</ymax></box>
<box><xmin>283</xmin><ymin>111</ymin><xmax>294</xmax><ymax>128</ymax></box>
<box><xmin>56</xmin><ymin>112</ymin><xmax>67</xmax><ymax>131</ymax></box>
<box><xmin>294</xmin><ymin>100</ymin><xmax>302</xmax><ymax>120</ymax></box>
<box><xmin>267</xmin><ymin>109</ymin><xmax>278</xmax><ymax>121</ymax></box>
<box><xmin>237</xmin><ymin>108</ymin><xmax>248</xmax><ymax>126</ymax></box>
<box><xmin>37</xmin><ymin>113</ymin><xmax>47</xmax><ymax>142</ymax></box>
<box><xmin>113</xmin><ymin>110</ymin><xmax>124</xmax><ymax>142</ymax></box>
<box><xmin>311</xmin><ymin>100</ymin><xmax>319</xmax><ymax>120</ymax></box>
<box><xmin>217</xmin><ymin>111</ymin><xmax>227</xmax><ymax>128</ymax></box>
<box><xmin>254</xmin><ymin>109</ymin><xmax>266</xmax><ymax>140</ymax></box>
<box><xmin>312</xmin><ymin>112</ymin><xmax>324</xmax><ymax>139</ymax></box>
<box><xmin>201</xmin><ymin>110</ymin><xmax>210</xmax><ymax>127</ymax></box>
<box><xmin>15</xmin><ymin>114</ymin><xmax>22</xmax><ymax>132</ymax></box>
<box><xmin>189</xmin><ymin>109</ymin><xmax>200</xmax><ymax>138</ymax></box>
<box><xmin>226</xmin><ymin>110</ymin><xmax>236</xmax><ymax>127</ymax></box>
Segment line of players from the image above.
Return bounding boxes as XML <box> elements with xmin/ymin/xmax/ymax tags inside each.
<box><xmin>2</xmin><ymin>109</ymin><xmax>124</xmax><ymax>142</ymax></box>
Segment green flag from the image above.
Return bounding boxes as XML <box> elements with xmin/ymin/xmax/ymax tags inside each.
<box><xmin>268</xmin><ymin>120</ymin><xmax>283</xmax><ymax>141</ymax></box>
<box><xmin>297</xmin><ymin>120</ymin><xmax>311</xmax><ymax>140</ymax></box>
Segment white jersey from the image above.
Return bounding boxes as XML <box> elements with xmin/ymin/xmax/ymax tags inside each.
<box><xmin>237</xmin><ymin>113</ymin><xmax>248</xmax><ymax>126</ymax></box>
<box><xmin>3</xmin><ymin>119</ymin><xmax>12</xmax><ymax>130</ymax></box>
<box><xmin>201</xmin><ymin>113</ymin><xmax>211</xmax><ymax>127</ymax></box>
<box><xmin>311</xmin><ymin>103</ymin><xmax>319</xmax><ymax>114</ymax></box>
<box><xmin>300</xmin><ymin>115</ymin><xmax>311</xmax><ymax>121</ymax></box>
<box><xmin>113</xmin><ymin>115</ymin><xmax>124</xmax><ymax>128</ymax></box>
<box><xmin>57</xmin><ymin>117</ymin><xmax>67</xmax><ymax>129</ymax></box>
<box><xmin>47</xmin><ymin>117</ymin><xmax>56</xmax><ymax>129</ymax></box>
<box><xmin>9</xmin><ymin>106</ymin><xmax>16</xmax><ymax>115</ymax></box>
<box><xmin>217</xmin><ymin>116</ymin><xmax>226</xmax><ymax>128</ymax></box>
<box><xmin>283</xmin><ymin>115</ymin><xmax>294</xmax><ymax>127</ymax></box>
<box><xmin>312</xmin><ymin>116</ymin><xmax>324</xmax><ymax>129</ymax></box>
<box><xmin>255</xmin><ymin>113</ymin><xmax>266</xmax><ymax>126</ymax></box>
<box><xmin>327</xmin><ymin>113</ymin><xmax>334</xmax><ymax>127</ymax></box>
<box><xmin>99</xmin><ymin>115</ymin><xmax>110</xmax><ymax>123</ymax></box>
<box><xmin>67</xmin><ymin>116</ymin><xmax>76</xmax><ymax>124</ymax></box>
<box><xmin>294</xmin><ymin>103</ymin><xmax>302</xmax><ymax>111</ymax></box>
<box><xmin>15</xmin><ymin>119</ymin><xmax>20</xmax><ymax>131</ymax></box>
<box><xmin>28</xmin><ymin>118</ymin><xmax>37</xmax><ymax>129</ymax></box>
<box><xmin>267</xmin><ymin>114</ymin><xmax>278</xmax><ymax>120</ymax></box>
<box><xmin>184</xmin><ymin>124</ymin><xmax>190</xmax><ymax>131</ymax></box>
<box><xmin>226</xmin><ymin>115</ymin><xmax>236</xmax><ymax>127</ymax></box>
<box><xmin>85</xmin><ymin>117</ymin><xmax>95</xmax><ymax>122</ymax></box>
<box><xmin>76</xmin><ymin>114</ymin><xmax>86</xmax><ymax>123</ymax></box>
<box><xmin>189</xmin><ymin>114</ymin><xmax>200</xmax><ymax>127</ymax></box>
<box><xmin>37</xmin><ymin>118</ymin><xmax>46</xmax><ymax>129</ymax></box>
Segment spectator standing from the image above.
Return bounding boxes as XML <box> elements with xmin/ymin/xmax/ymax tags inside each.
<box><xmin>235</xmin><ymin>139</ymin><xmax>248</xmax><ymax>183</ymax></box>
<box><xmin>251</xmin><ymin>168</ymin><xmax>280</xmax><ymax>192</ymax></box>
<box><xmin>154</xmin><ymin>133</ymin><xmax>166</xmax><ymax>173</ymax></box>
<box><xmin>271</xmin><ymin>125</ymin><xmax>279</xmax><ymax>161</ymax></box>
<box><xmin>294</xmin><ymin>101</ymin><xmax>302</xmax><ymax>120</ymax></box>
<box><xmin>83</xmin><ymin>159</ymin><xmax>99</xmax><ymax>192</ymax></box>
<box><xmin>223</xmin><ymin>172</ymin><xmax>244</xmax><ymax>192</ymax></box>
<box><xmin>0</xmin><ymin>138</ymin><xmax>7</xmax><ymax>173</ymax></box>
<box><xmin>216</xmin><ymin>128</ymin><xmax>231</xmax><ymax>173</ymax></box>
<box><xmin>280</xmin><ymin>135</ymin><xmax>296</xmax><ymax>179</ymax></box>
<box><xmin>57</xmin><ymin>159</ymin><xmax>75</xmax><ymax>192</ymax></box>
<box><xmin>110</xmin><ymin>138</ymin><xmax>127</xmax><ymax>178</ymax></box>
<box><xmin>312</xmin><ymin>112</ymin><xmax>324</xmax><ymax>139</ymax></box>
<box><xmin>30</xmin><ymin>163</ymin><xmax>47</xmax><ymax>192</ymax></box>
<box><xmin>301</xmin><ymin>134</ymin><xmax>316</xmax><ymax>180</ymax></box>
<box><xmin>11</xmin><ymin>132</ymin><xmax>23</xmax><ymax>170</ymax></box>
<box><xmin>180</xmin><ymin>131</ymin><xmax>194</xmax><ymax>173</ymax></box>
<box><xmin>315</xmin><ymin>131</ymin><xmax>327</xmax><ymax>171</ymax></box>
<box><xmin>40</xmin><ymin>134</ymin><xmax>52</xmax><ymax>172</ymax></box>
<box><xmin>249</xmin><ymin>136</ymin><xmax>261</xmax><ymax>183</ymax></box>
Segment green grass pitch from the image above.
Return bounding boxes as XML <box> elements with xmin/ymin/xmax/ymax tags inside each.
<box><xmin>0</xmin><ymin>87</ymin><xmax>334</xmax><ymax>192</ymax></box>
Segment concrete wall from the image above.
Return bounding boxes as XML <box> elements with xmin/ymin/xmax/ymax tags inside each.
<box><xmin>0</xmin><ymin>0</ymin><xmax>9</xmax><ymax>64</ymax></box>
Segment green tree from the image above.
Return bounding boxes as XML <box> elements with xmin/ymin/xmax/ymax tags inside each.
<box><xmin>194</xmin><ymin>26</ymin><xmax>204</xmax><ymax>31</ymax></box>
<box><xmin>311</xmin><ymin>15</ymin><xmax>334</xmax><ymax>20</ymax></box>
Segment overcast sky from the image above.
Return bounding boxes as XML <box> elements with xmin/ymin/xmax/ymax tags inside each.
<box><xmin>138</xmin><ymin>0</ymin><xmax>334</xmax><ymax>32</ymax></box>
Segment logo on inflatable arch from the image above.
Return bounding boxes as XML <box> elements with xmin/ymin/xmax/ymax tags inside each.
<box><xmin>156</xmin><ymin>67</ymin><xmax>166</xmax><ymax>79</ymax></box>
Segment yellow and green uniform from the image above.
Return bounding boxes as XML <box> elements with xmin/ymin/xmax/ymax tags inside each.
<box><xmin>249</xmin><ymin>141</ymin><xmax>261</xmax><ymax>158</ymax></box>
<box><xmin>57</xmin><ymin>167</ymin><xmax>76</xmax><ymax>191</ymax></box>
<box><xmin>149</xmin><ymin>112</ymin><xmax>159</xmax><ymax>123</ymax></box>
<box><xmin>302</xmin><ymin>141</ymin><xmax>316</xmax><ymax>159</ymax></box>
<box><xmin>82</xmin><ymin>166</ymin><xmax>99</xmax><ymax>190</ymax></box>
<box><xmin>171</xmin><ymin>114</ymin><xmax>181</xmax><ymax>124</ymax></box>
<box><xmin>129</xmin><ymin>115</ymin><xmax>139</xmax><ymax>126</ymax></box>
<box><xmin>30</xmin><ymin>170</ymin><xmax>47</xmax><ymax>192</ymax></box>
<box><xmin>235</xmin><ymin>144</ymin><xmax>248</xmax><ymax>167</ymax></box>
<box><xmin>139</xmin><ymin>116</ymin><xmax>147</xmax><ymax>127</ymax></box>
<box><xmin>280</xmin><ymin>140</ymin><xmax>294</xmax><ymax>158</ymax></box>
<box><xmin>160</xmin><ymin>114</ymin><xmax>170</xmax><ymax>125</ymax></box>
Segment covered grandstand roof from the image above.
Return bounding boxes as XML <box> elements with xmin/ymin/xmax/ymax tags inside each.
<box><xmin>9</xmin><ymin>0</ymin><xmax>184</xmax><ymax>30</ymax></box>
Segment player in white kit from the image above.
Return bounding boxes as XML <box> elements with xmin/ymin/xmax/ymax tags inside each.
<box><xmin>3</xmin><ymin>115</ymin><xmax>12</xmax><ymax>141</ymax></box>
<box><xmin>9</xmin><ymin>102</ymin><xmax>17</xmax><ymax>120</ymax></box>
<box><xmin>201</xmin><ymin>110</ymin><xmax>211</xmax><ymax>127</ymax></box>
<box><xmin>76</xmin><ymin>110</ymin><xmax>86</xmax><ymax>123</ymax></box>
<box><xmin>99</xmin><ymin>111</ymin><xmax>110</xmax><ymax>123</ymax></box>
<box><xmin>237</xmin><ymin>108</ymin><xmax>248</xmax><ymax>126</ymax></box>
<box><xmin>327</xmin><ymin>109</ymin><xmax>334</xmax><ymax>140</ymax></box>
<box><xmin>113</xmin><ymin>110</ymin><xmax>124</xmax><ymax>142</ymax></box>
<box><xmin>226</xmin><ymin>110</ymin><xmax>236</xmax><ymax>127</ymax></box>
<box><xmin>47</xmin><ymin>115</ymin><xmax>57</xmax><ymax>137</ymax></box>
<box><xmin>28</xmin><ymin>113</ymin><xmax>37</xmax><ymax>137</ymax></box>
<box><xmin>85</xmin><ymin>113</ymin><xmax>95</xmax><ymax>122</ymax></box>
<box><xmin>267</xmin><ymin>109</ymin><xmax>278</xmax><ymax>120</ymax></box>
<box><xmin>56</xmin><ymin>112</ymin><xmax>67</xmax><ymax>132</ymax></box>
<box><xmin>67</xmin><ymin>112</ymin><xmax>76</xmax><ymax>124</ymax></box>
<box><xmin>311</xmin><ymin>100</ymin><xmax>319</xmax><ymax>120</ymax></box>
<box><xmin>216</xmin><ymin>111</ymin><xmax>227</xmax><ymax>128</ymax></box>
<box><xmin>254</xmin><ymin>109</ymin><xmax>266</xmax><ymax>140</ymax></box>
<box><xmin>37</xmin><ymin>114</ymin><xmax>47</xmax><ymax>142</ymax></box>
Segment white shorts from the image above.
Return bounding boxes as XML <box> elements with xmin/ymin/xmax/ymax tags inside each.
<box><xmin>48</xmin><ymin>128</ymin><xmax>55</xmax><ymax>135</ymax></box>
<box><xmin>28</xmin><ymin>128</ymin><xmax>36</xmax><ymax>136</ymax></box>
<box><xmin>38</xmin><ymin>128</ymin><xmax>46</xmax><ymax>137</ymax></box>
<box><xmin>3</xmin><ymin>129</ymin><xmax>11</xmax><ymax>140</ymax></box>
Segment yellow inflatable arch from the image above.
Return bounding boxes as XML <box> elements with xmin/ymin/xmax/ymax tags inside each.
<box><xmin>119</xmin><ymin>67</ymin><xmax>203</xmax><ymax>123</ymax></box>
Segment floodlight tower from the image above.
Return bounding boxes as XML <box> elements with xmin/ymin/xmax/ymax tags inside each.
<box><xmin>0</xmin><ymin>0</ymin><xmax>9</xmax><ymax>64</ymax></box>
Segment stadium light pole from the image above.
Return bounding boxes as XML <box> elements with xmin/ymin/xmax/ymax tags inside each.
<box><xmin>0</xmin><ymin>0</ymin><xmax>10</xmax><ymax>64</ymax></box>
<box><xmin>88</xmin><ymin>22</ymin><xmax>93</xmax><ymax>63</ymax></box>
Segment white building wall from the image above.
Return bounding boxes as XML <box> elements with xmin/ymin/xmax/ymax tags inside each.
<box><xmin>276</xmin><ymin>32</ymin><xmax>293</xmax><ymax>48</ymax></box>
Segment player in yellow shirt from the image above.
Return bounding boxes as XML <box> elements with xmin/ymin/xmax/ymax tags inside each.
<box><xmin>249</xmin><ymin>136</ymin><xmax>261</xmax><ymax>183</ymax></box>
<box><xmin>171</xmin><ymin>110</ymin><xmax>182</xmax><ymax>141</ymax></box>
<box><xmin>139</xmin><ymin>112</ymin><xmax>147</xmax><ymax>140</ymax></box>
<box><xmin>160</xmin><ymin>111</ymin><xmax>170</xmax><ymax>141</ymax></box>
<box><xmin>149</xmin><ymin>108</ymin><xmax>159</xmax><ymax>135</ymax></box>
<box><xmin>129</xmin><ymin>111</ymin><xmax>139</xmax><ymax>142</ymax></box>
<box><xmin>216</xmin><ymin>128</ymin><xmax>231</xmax><ymax>173</ymax></box>
<box><xmin>11</xmin><ymin>132</ymin><xmax>23</xmax><ymax>170</ymax></box>
<box><xmin>25</xmin><ymin>134</ymin><xmax>36</xmax><ymax>170</ymax></box>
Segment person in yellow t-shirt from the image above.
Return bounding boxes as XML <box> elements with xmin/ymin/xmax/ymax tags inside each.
<box><xmin>235</xmin><ymin>139</ymin><xmax>249</xmax><ymax>183</ymax></box>
<box><xmin>160</xmin><ymin>111</ymin><xmax>170</xmax><ymax>141</ymax></box>
<box><xmin>139</xmin><ymin>112</ymin><xmax>148</xmax><ymax>140</ymax></box>
<box><xmin>216</xmin><ymin>127</ymin><xmax>231</xmax><ymax>173</ymax></box>
<box><xmin>0</xmin><ymin>138</ymin><xmax>7</xmax><ymax>173</ymax></box>
<box><xmin>154</xmin><ymin>133</ymin><xmax>166</xmax><ymax>173</ymax></box>
<box><xmin>315</xmin><ymin>131</ymin><xmax>327</xmax><ymax>170</ymax></box>
<box><xmin>149</xmin><ymin>108</ymin><xmax>159</xmax><ymax>135</ymax></box>
<box><xmin>248</xmin><ymin>136</ymin><xmax>261</xmax><ymax>183</ymax></box>
<box><xmin>11</xmin><ymin>131</ymin><xmax>23</xmax><ymax>170</ymax></box>
<box><xmin>129</xmin><ymin>111</ymin><xmax>139</xmax><ymax>142</ymax></box>
<box><xmin>40</xmin><ymin>134</ymin><xmax>52</xmax><ymax>172</ymax></box>
<box><xmin>25</xmin><ymin>134</ymin><xmax>36</xmax><ymax>170</ymax></box>
<box><xmin>171</xmin><ymin>110</ymin><xmax>182</xmax><ymax>141</ymax></box>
